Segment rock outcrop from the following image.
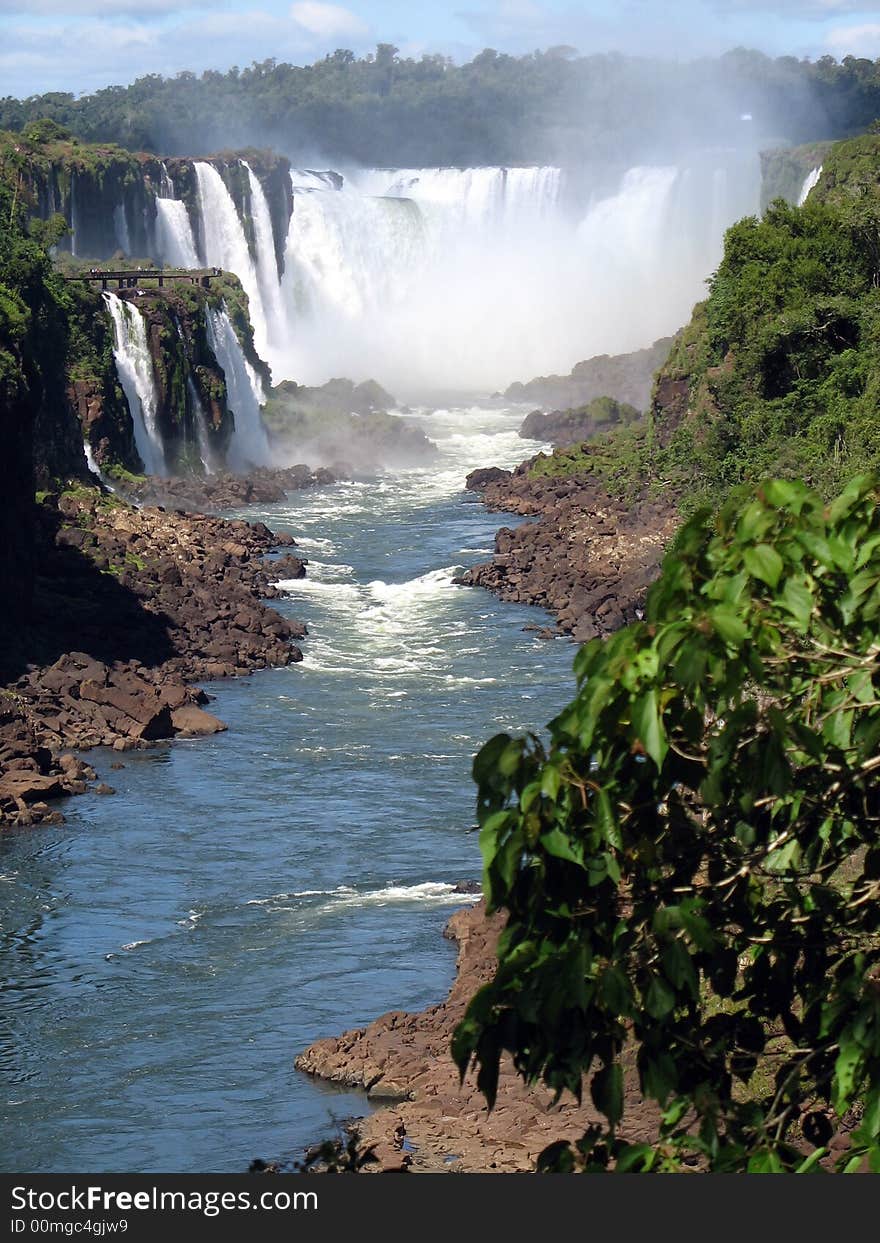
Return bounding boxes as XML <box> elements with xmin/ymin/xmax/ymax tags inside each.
<box><xmin>459</xmin><ymin>464</ymin><xmax>678</xmax><ymax>642</ymax></box>
<box><xmin>263</xmin><ymin>379</ymin><xmax>437</xmax><ymax>472</ymax></box>
<box><xmin>504</xmin><ymin>337</ymin><xmax>673</xmax><ymax>414</ymax></box>
<box><xmin>519</xmin><ymin>395</ymin><xmax>640</xmax><ymax>447</ymax></box>
<box><xmin>296</xmin><ymin>902</ymin><xmax>660</xmax><ymax>1172</ymax></box>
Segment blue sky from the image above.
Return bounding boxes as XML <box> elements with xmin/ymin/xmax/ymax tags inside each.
<box><xmin>0</xmin><ymin>1</ymin><xmax>878</xmax><ymax>99</ymax></box>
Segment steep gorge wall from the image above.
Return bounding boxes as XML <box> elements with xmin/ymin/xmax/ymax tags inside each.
<box><xmin>2</xmin><ymin>124</ymin><xmax>293</xmax><ymax>270</ymax></box>
<box><xmin>0</xmin><ymin>340</ymin><xmax>36</xmax><ymax>627</ymax></box>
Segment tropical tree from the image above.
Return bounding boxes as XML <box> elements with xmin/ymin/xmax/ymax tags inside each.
<box><xmin>454</xmin><ymin>475</ymin><xmax>880</xmax><ymax>1172</ymax></box>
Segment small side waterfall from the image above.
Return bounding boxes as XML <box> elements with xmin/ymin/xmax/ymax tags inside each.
<box><xmin>194</xmin><ymin>162</ymin><xmax>270</xmax><ymax>366</ymax></box>
<box><xmin>103</xmin><ymin>292</ymin><xmax>167</xmax><ymax>476</ymax></box>
<box><xmin>113</xmin><ymin>203</ymin><xmax>131</xmax><ymax>255</ymax></box>
<box><xmin>206</xmin><ymin>303</ymin><xmax>271</xmax><ymax>470</ymax></box>
<box><xmin>797</xmin><ymin>166</ymin><xmax>823</xmax><ymax>207</ymax></box>
<box><xmin>187</xmin><ymin>375</ymin><xmax>217</xmax><ymax>475</ymax></box>
<box><xmin>70</xmin><ymin>172</ymin><xmax>79</xmax><ymax>257</ymax></box>
<box><xmin>83</xmin><ymin>440</ymin><xmax>115</xmax><ymax>491</ymax></box>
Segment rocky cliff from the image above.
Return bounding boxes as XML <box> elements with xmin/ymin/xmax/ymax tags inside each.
<box><xmin>504</xmin><ymin>336</ymin><xmax>673</xmax><ymax>413</ymax></box>
<box><xmin>1</xmin><ymin>121</ymin><xmax>294</xmax><ymax>271</ymax></box>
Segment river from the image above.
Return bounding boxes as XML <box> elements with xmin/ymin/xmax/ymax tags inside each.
<box><xmin>0</xmin><ymin>402</ymin><xmax>576</xmax><ymax>1172</ymax></box>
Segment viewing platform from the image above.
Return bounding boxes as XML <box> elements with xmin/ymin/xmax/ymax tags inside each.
<box><xmin>66</xmin><ymin>267</ymin><xmax>223</xmax><ymax>291</ymax></box>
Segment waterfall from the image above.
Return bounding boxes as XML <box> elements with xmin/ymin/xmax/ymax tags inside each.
<box><xmin>153</xmin><ymin>162</ymin><xmax>200</xmax><ymax>268</ymax></box>
<box><xmin>187</xmin><ymin>376</ymin><xmax>217</xmax><ymax>474</ymax></box>
<box><xmin>241</xmin><ymin>160</ymin><xmax>289</xmax><ymax>359</ymax></box>
<box><xmin>282</xmin><ymin>183</ymin><xmax>426</xmax><ymax>322</ymax></box>
<box><xmin>83</xmin><ymin>440</ymin><xmax>115</xmax><ymax>491</ymax></box>
<box><xmin>155</xmin><ymin>198</ymin><xmax>200</xmax><ymax>268</ymax></box>
<box><xmin>797</xmin><ymin>166</ymin><xmax>823</xmax><ymax>207</ymax></box>
<box><xmin>113</xmin><ymin>203</ymin><xmax>131</xmax><ymax>255</ymax></box>
<box><xmin>194</xmin><ymin>162</ymin><xmax>271</xmax><ymax>366</ymax></box>
<box><xmin>70</xmin><ymin>172</ymin><xmax>79</xmax><ymax>257</ymax></box>
<box><xmin>276</xmin><ymin>155</ymin><xmax>760</xmax><ymax>392</ymax></box>
<box><xmin>353</xmin><ymin>166</ymin><xmax>562</xmax><ymax>227</ymax></box>
<box><xmin>103</xmin><ymin>292</ymin><xmax>167</xmax><ymax>476</ymax></box>
<box><xmin>206</xmin><ymin>303</ymin><xmax>271</xmax><ymax>470</ymax></box>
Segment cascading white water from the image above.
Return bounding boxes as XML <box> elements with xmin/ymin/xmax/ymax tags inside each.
<box><xmin>241</xmin><ymin>160</ymin><xmax>289</xmax><ymax>364</ymax></box>
<box><xmin>206</xmin><ymin>303</ymin><xmax>271</xmax><ymax>470</ymax></box>
<box><xmin>103</xmin><ymin>291</ymin><xmax>167</xmax><ymax>476</ymax></box>
<box><xmin>155</xmin><ymin>198</ymin><xmax>200</xmax><ymax>268</ymax></box>
<box><xmin>276</xmin><ymin>156</ymin><xmax>759</xmax><ymax>393</ymax></box>
<box><xmin>797</xmin><ymin>166</ymin><xmax>823</xmax><ymax>207</ymax></box>
<box><xmin>83</xmin><ymin>440</ymin><xmax>116</xmax><ymax>491</ymax></box>
<box><xmin>355</xmin><ymin>165</ymin><xmax>563</xmax><ymax>228</ymax></box>
<box><xmin>113</xmin><ymin>203</ymin><xmax>130</xmax><ymax>255</ymax></box>
<box><xmin>194</xmin><ymin>163</ymin><xmax>271</xmax><ymax>368</ymax></box>
<box><xmin>282</xmin><ymin>186</ymin><xmax>426</xmax><ymax>322</ymax></box>
<box><xmin>187</xmin><ymin>375</ymin><xmax>216</xmax><ymax>474</ymax></box>
<box><xmin>70</xmin><ymin>172</ymin><xmax>79</xmax><ymax>258</ymax></box>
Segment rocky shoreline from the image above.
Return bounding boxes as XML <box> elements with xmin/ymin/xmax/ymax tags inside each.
<box><xmin>458</xmin><ymin>461</ymin><xmax>678</xmax><ymax>641</ymax></box>
<box><xmin>0</xmin><ymin>485</ymin><xmax>307</xmax><ymax>828</ymax></box>
<box><xmin>295</xmin><ymin>902</ymin><xmax>660</xmax><ymax>1172</ymax></box>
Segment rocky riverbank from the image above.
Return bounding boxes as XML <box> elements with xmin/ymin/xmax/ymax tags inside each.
<box><xmin>295</xmin><ymin>901</ymin><xmax>660</xmax><ymax>1172</ymax></box>
<box><xmin>458</xmin><ymin>462</ymin><xmax>678</xmax><ymax>642</ymax></box>
<box><xmin>0</xmin><ymin>485</ymin><xmax>307</xmax><ymax>829</ymax></box>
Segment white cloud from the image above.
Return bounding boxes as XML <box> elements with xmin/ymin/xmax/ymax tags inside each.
<box><xmin>825</xmin><ymin>20</ymin><xmax>880</xmax><ymax>53</ymax></box>
<box><xmin>290</xmin><ymin>1</ymin><xmax>367</xmax><ymax>38</ymax></box>
<box><xmin>0</xmin><ymin>10</ymin><xmax>321</xmax><ymax>97</ymax></box>
<box><xmin>0</xmin><ymin>0</ymin><xmax>184</xmax><ymax>14</ymax></box>
<box><xmin>713</xmin><ymin>1</ymin><xmax>871</xmax><ymax>12</ymax></box>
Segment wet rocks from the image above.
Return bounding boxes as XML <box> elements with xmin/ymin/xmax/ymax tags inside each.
<box><xmin>460</xmin><ymin>464</ymin><xmax>678</xmax><ymax>640</ymax></box>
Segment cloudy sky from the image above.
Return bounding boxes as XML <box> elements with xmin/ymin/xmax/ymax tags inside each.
<box><xmin>0</xmin><ymin>0</ymin><xmax>878</xmax><ymax>99</ymax></box>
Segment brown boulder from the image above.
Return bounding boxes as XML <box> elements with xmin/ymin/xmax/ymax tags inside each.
<box><xmin>170</xmin><ymin>705</ymin><xmax>227</xmax><ymax>736</ymax></box>
<box><xmin>0</xmin><ymin>773</ymin><xmax>65</xmax><ymax>803</ymax></box>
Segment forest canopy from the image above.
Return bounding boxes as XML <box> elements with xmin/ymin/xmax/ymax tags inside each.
<box><xmin>1</xmin><ymin>46</ymin><xmax>879</xmax><ymax>166</ymax></box>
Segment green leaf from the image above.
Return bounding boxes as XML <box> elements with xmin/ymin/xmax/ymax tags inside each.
<box><xmin>743</xmin><ymin>543</ymin><xmax>784</xmax><ymax>589</ymax></box>
<box><xmin>645</xmin><ymin>975</ymin><xmax>676</xmax><ymax>1019</ymax></box>
<box><xmin>631</xmin><ymin>689</ymin><xmax>668</xmax><ymax>768</ymax></box>
<box><xmin>591</xmin><ymin>1063</ymin><xmax>624</xmax><ymax>1129</ymax></box>
<box><xmin>540</xmin><ymin>827</ymin><xmax>585</xmax><ymax>869</ymax></box>
<box><xmin>540</xmin><ymin>765</ymin><xmax>561</xmax><ymax>800</ymax></box>
<box><xmin>595</xmin><ymin>787</ymin><xmax>622</xmax><ymax>850</ymax></box>
<box><xmin>747</xmin><ymin>1148</ymin><xmax>785</xmax><ymax>1173</ymax></box>
<box><xmin>472</xmin><ymin>733</ymin><xmax>513</xmax><ymax>785</ymax></box>
<box><xmin>710</xmin><ymin>605</ymin><xmax>748</xmax><ymax>646</ymax></box>
<box><xmin>794</xmin><ymin>1148</ymin><xmax>827</xmax><ymax>1174</ymax></box>
<box><xmin>834</xmin><ymin>1040</ymin><xmax>864</xmax><ymax>1115</ymax></box>
<box><xmin>779</xmin><ymin>577</ymin><xmax>813</xmax><ymax>629</ymax></box>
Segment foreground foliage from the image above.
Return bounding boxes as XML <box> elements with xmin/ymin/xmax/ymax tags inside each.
<box><xmin>454</xmin><ymin>475</ymin><xmax>880</xmax><ymax>1172</ymax></box>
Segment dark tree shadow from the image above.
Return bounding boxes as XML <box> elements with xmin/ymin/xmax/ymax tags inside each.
<box><xmin>0</xmin><ymin>505</ymin><xmax>175</xmax><ymax>683</ymax></box>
